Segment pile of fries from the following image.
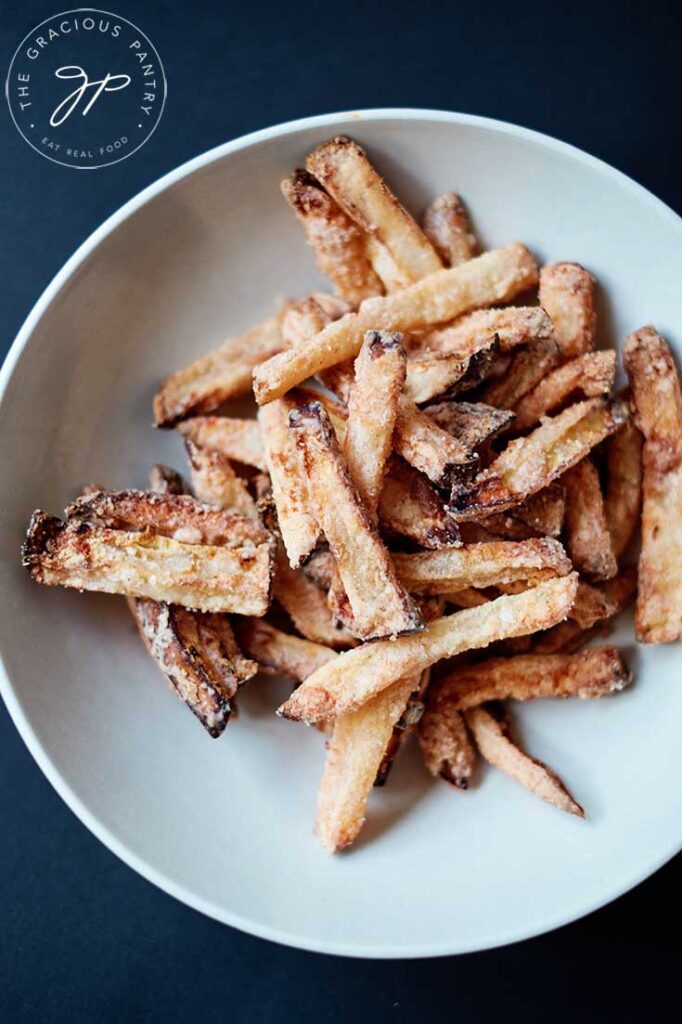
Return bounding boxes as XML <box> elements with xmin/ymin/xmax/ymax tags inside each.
<box><xmin>23</xmin><ymin>136</ymin><xmax>682</xmax><ymax>853</ymax></box>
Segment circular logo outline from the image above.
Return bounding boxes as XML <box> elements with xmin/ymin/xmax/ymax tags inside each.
<box><xmin>5</xmin><ymin>7</ymin><xmax>167</xmax><ymax>170</ymax></box>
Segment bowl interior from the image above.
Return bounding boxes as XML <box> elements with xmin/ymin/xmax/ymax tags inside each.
<box><xmin>1</xmin><ymin>111</ymin><xmax>681</xmax><ymax>957</ymax></box>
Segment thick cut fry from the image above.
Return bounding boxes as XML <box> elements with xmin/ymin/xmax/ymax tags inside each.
<box><xmin>482</xmin><ymin>336</ymin><xmax>560</xmax><ymax>409</ymax></box>
<box><xmin>23</xmin><ymin>513</ymin><xmax>273</xmax><ymax>614</ymax></box>
<box><xmin>344</xmin><ymin>331</ymin><xmax>406</xmax><ymax>518</ymax></box>
<box><xmin>418</xmin><ymin>699</ymin><xmax>477</xmax><ymax>788</ymax></box>
<box><xmin>539</xmin><ymin>262</ymin><xmax>596</xmax><ymax>359</ymax></box>
<box><xmin>131</xmin><ymin>600</ymin><xmax>256</xmax><ymax>736</ymax></box>
<box><xmin>378</xmin><ymin>457</ymin><xmax>461</xmax><ymax>549</ymax></box>
<box><xmin>563</xmin><ymin>456</ymin><xmax>617</xmax><ymax>579</ymax></box>
<box><xmin>307</xmin><ymin>136</ymin><xmax>443</xmax><ymax>283</ymax></box>
<box><xmin>604</xmin><ymin>412</ymin><xmax>643</xmax><ymax>559</ymax></box>
<box><xmin>464</xmin><ymin>706</ymin><xmax>584</xmax><ymax>817</ymax></box>
<box><xmin>258</xmin><ymin>397</ymin><xmax>320</xmax><ymax>568</ymax></box>
<box><xmin>177</xmin><ymin>417</ymin><xmax>266</xmax><ymax>471</ymax></box>
<box><xmin>394</xmin><ymin>396</ymin><xmax>478</xmax><ymax>485</ymax></box>
<box><xmin>278</xmin><ymin>574</ymin><xmax>578</xmax><ymax>723</ymax></box>
<box><xmin>425</xmin><ymin>401</ymin><xmax>515</xmax><ymax>449</ymax></box>
<box><xmin>450</xmin><ymin>398</ymin><xmax>628</xmax><ymax>520</ymax></box>
<box><xmin>290</xmin><ymin>402</ymin><xmax>423</xmax><ymax>640</ymax></box>
<box><xmin>536</xmin><ymin>568</ymin><xmax>637</xmax><ymax>650</ymax></box>
<box><xmin>511</xmin><ymin>485</ymin><xmax>566</xmax><ymax>537</ymax></box>
<box><xmin>184</xmin><ymin>440</ymin><xmax>258</xmax><ymax>519</ymax></box>
<box><xmin>623</xmin><ymin>326</ymin><xmax>682</xmax><ymax>642</ymax></box>
<box><xmin>235</xmin><ymin>618</ymin><xmax>336</xmax><ymax>680</ymax></box>
<box><xmin>363</xmin><ymin>233</ymin><xmax>412</xmax><ymax>291</ymax></box>
<box><xmin>273</xmin><ymin>550</ymin><xmax>356</xmax><ymax>649</ymax></box>
<box><xmin>393</xmin><ymin>538</ymin><xmax>571</xmax><ymax>595</ymax></box>
<box><xmin>414</xmin><ymin>306</ymin><xmax>553</xmax><ymax>359</ymax></box>
<box><xmin>149</xmin><ymin>465</ymin><xmax>188</xmax><ymax>495</ymax></box>
<box><xmin>404</xmin><ymin>336</ymin><xmax>499</xmax><ymax>404</ymax></box>
<box><xmin>513</xmin><ymin>351</ymin><xmax>616</xmax><ymax>429</ymax></box>
<box><xmin>253</xmin><ymin>244</ymin><xmax>539</xmax><ymax>404</ymax></box>
<box><xmin>433</xmin><ymin>647</ymin><xmax>630</xmax><ymax>710</ymax></box>
<box><xmin>281</xmin><ymin>170</ymin><xmax>383</xmax><ymax>304</ymax></box>
<box><xmin>422</xmin><ymin>192</ymin><xmax>478</xmax><ymax>267</ymax></box>
<box><xmin>281</xmin><ymin>292</ymin><xmax>350</xmax><ymax>348</ymax></box>
<box><xmin>154</xmin><ymin>314</ymin><xmax>284</xmax><ymax>427</ymax></box>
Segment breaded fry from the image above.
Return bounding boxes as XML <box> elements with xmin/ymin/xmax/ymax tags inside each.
<box><xmin>536</xmin><ymin>568</ymin><xmax>637</xmax><ymax>649</ymax></box>
<box><xmin>418</xmin><ymin>698</ymin><xmax>477</xmax><ymax>788</ymax></box>
<box><xmin>325</xmin><ymin>556</ymin><xmax>358</xmax><ymax>635</ymax></box>
<box><xmin>539</xmin><ymin>262</ymin><xmax>596</xmax><ymax>359</ymax></box>
<box><xmin>393</xmin><ymin>538</ymin><xmax>571</xmax><ymax>595</ymax></box>
<box><xmin>422</xmin><ymin>192</ymin><xmax>478</xmax><ymax>267</ymax></box>
<box><xmin>482</xmin><ymin>336</ymin><xmax>560</xmax><ymax>409</ymax></box>
<box><xmin>235</xmin><ymin>618</ymin><xmax>336</xmax><ymax>679</ymax></box>
<box><xmin>424</xmin><ymin>401</ymin><xmax>515</xmax><ymax>449</ymax></box>
<box><xmin>253</xmin><ymin>244</ymin><xmax>539</xmax><ymax>404</ymax></box>
<box><xmin>154</xmin><ymin>314</ymin><xmax>284</xmax><ymax>427</ymax></box>
<box><xmin>344</xmin><ymin>331</ymin><xmax>406</xmax><ymax>518</ymax></box>
<box><xmin>563</xmin><ymin>456</ymin><xmax>617</xmax><ymax>579</ymax></box>
<box><xmin>378</xmin><ymin>457</ymin><xmax>461</xmax><ymax>549</ymax></box>
<box><xmin>281</xmin><ymin>292</ymin><xmax>351</xmax><ymax>348</ymax></box>
<box><xmin>414</xmin><ymin>306</ymin><xmax>553</xmax><ymax>359</ymax></box>
<box><xmin>278</xmin><ymin>574</ymin><xmax>578</xmax><ymax>724</ymax></box>
<box><xmin>623</xmin><ymin>326</ymin><xmax>682</xmax><ymax>642</ymax></box>
<box><xmin>450</xmin><ymin>398</ymin><xmax>628</xmax><ymax>520</ymax></box>
<box><xmin>604</xmin><ymin>411</ymin><xmax>643</xmax><ymax>559</ymax></box>
<box><xmin>513</xmin><ymin>351</ymin><xmax>616</xmax><ymax>429</ymax></box>
<box><xmin>363</xmin><ymin>234</ymin><xmax>412</xmax><ymax>291</ymax></box>
<box><xmin>464</xmin><ymin>705</ymin><xmax>583</xmax><ymax>817</ymax></box>
<box><xmin>404</xmin><ymin>336</ymin><xmax>499</xmax><ymax>405</ymax></box>
<box><xmin>307</xmin><ymin>136</ymin><xmax>443</xmax><ymax>283</ymax></box>
<box><xmin>149</xmin><ymin>465</ymin><xmax>188</xmax><ymax>495</ymax></box>
<box><xmin>394</xmin><ymin>396</ymin><xmax>479</xmax><ymax>486</ymax></box>
<box><xmin>184</xmin><ymin>440</ymin><xmax>258</xmax><ymax>519</ymax></box>
<box><xmin>290</xmin><ymin>402</ymin><xmax>423</xmax><ymax>640</ymax></box>
<box><xmin>273</xmin><ymin>549</ymin><xmax>356</xmax><ymax>649</ymax></box>
<box><xmin>177</xmin><ymin>417</ymin><xmax>266</xmax><ymax>471</ymax></box>
<box><xmin>511</xmin><ymin>485</ymin><xmax>566</xmax><ymax>538</ymax></box>
<box><xmin>281</xmin><ymin>170</ymin><xmax>383</xmax><ymax>304</ymax></box>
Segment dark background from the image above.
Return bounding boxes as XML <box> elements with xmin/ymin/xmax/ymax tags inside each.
<box><xmin>1</xmin><ymin>1</ymin><xmax>680</xmax><ymax>1020</ymax></box>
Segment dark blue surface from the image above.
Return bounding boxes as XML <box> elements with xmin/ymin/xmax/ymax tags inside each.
<box><xmin>1</xmin><ymin>1</ymin><xmax>680</xmax><ymax>1020</ymax></box>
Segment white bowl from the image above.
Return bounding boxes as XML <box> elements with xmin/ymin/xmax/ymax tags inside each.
<box><xmin>1</xmin><ymin>109</ymin><xmax>681</xmax><ymax>959</ymax></box>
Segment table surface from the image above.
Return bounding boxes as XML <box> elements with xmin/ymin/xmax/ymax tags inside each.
<box><xmin>1</xmin><ymin>0</ymin><xmax>679</xmax><ymax>1020</ymax></box>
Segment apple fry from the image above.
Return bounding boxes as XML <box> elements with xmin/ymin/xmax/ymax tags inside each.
<box><xmin>418</xmin><ymin>698</ymin><xmax>477</xmax><ymax>789</ymax></box>
<box><xmin>148</xmin><ymin>464</ymin><xmax>188</xmax><ymax>495</ymax></box>
<box><xmin>513</xmin><ymin>351</ymin><xmax>616</xmax><ymax>430</ymax></box>
<box><xmin>604</xmin><ymin>411</ymin><xmax>643</xmax><ymax>560</ymax></box>
<box><xmin>424</xmin><ymin>401</ymin><xmax>515</xmax><ymax>449</ymax></box>
<box><xmin>394</xmin><ymin>396</ymin><xmax>479</xmax><ymax>486</ymax></box>
<box><xmin>422</xmin><ymin>192</ymin><xmax>478</xmax><ymax>267</ymax></box>
<box><xmin>235</xmin><ymin>618</ymin><xmax>336</xmax><ymax>680</ymax></box>
<box><xmin>378</xmin><ymin>458</ymin><xmax>461</xmax><ymax>549</ymax></box>
<box><xmin>414</xmin><ymin>306</ymin><xmax>553</xmax><ymax>359</ymax></box>
<box><xmin>184</xmin><ymin>440</ymin><xmax>258</xmax><ymax>519</ymax></box>
<box><xmin>177</xmin><ymin>416</ymin><xmax>266</xmax><ymax>471</ymax></box>
<box><xmin>563</xmin><ymin>456</ymin><xmax>617</xmax><ymax>579</ymax></box>
<box><xmin>404</xmin><ymin>337</ymin><xmax>499</xmax><ymax>405</ymax></box>
<box><xmin>539</xmin><ymin>262</ymin><xmax>596</xmax><ymax>358</ymax></box>
<box><xmin>482</xmin><ymin>336</ymin><xmax>560</xmax><ymax>410</ymax></box>
<box><xmin>273</xmin><ymin>549</ymin><xmax>356</xmax><ymax>649</ymax></box>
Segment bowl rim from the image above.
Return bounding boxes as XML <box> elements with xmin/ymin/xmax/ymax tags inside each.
<box><xmin>1</xmin><ymin>107</ymin><xmax>681</xmax><ymax>959</ymax></box>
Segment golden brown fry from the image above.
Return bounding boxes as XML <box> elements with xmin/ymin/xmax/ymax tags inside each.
<box><xmin>424</xmin><ymin>401</ymin><xmax>515</xmax><ymax>448</ymax></box>
<box><xmin>513</xmin><ymin>351</ymin><xmax>616</xmax><ymax>429</ymax></box>
<box><xmin>623</xmin><ymin>326</ymin><xmax>682</xmax><ymax>642</ymax></box>
<box><xmin>604</xmin><ymin>411</ymin><xmax>643</xmax><ymax>559</ymax></box>
<box><xmin>393</xmin><ymin>538</ymin><xmax>571</xmax><ymax>595</ymax></box>
<box><xmin>149</xmin><ymin>465</ymin><xmax>188</xmax><ymax>495</ymax></box>
<box><xmin>253</xmin><ymin>244</ymin><xmax>539</xmax><ymax>404</ymax></box>
<box><xmin>184</xmin><ymin>440</ymin><xmax>258</xmax><ymax>519</ymax></box>
<box><xmin>325</xmin><ymin>555</ymin><xmax>358</xmax><ymax>635</ymax></box>
<box><xmin>563</xmin><ymin>456</ymin><xmax>617</xmax><ymax>580</ymax></box>
<box><xmin>154</xmin><ymin>314</ymin><xmax>284</xmax><ymax>427</ymax></box>
<box><xmin>235</xmin><ymin>618</ymin><xmax>336</xmax><ymax>680</ymax></box>
<box><xmin>281</xmin><ymin>292</ymin><xmax>351</xmax><ymax>348</ymax></box>
<box><xmin>290</xmin><ymin>401</ymin><xmax>423</xmax><ymax>640</ymax></box>
<box><xmin>363</xmin><ymin>234</ymin><xmax>412</xmax><ymax>292</ymax></box>
<box><xmin>418</xmin><ymin>698</ymin><xmax>477</xmax><ymax>788</ymax></box>
<box><xmin>482</xmin><ymin>336</ymin><xmax>560</xmax><ymax>410</ymax></box>
<box><xmin>281</xmin><ymin>170</ymin><xmax>383</xmax><ymax>305</ymax></box>
<box><xmin>404</xmin><ymin>337</ymin><xmax>499</xmax><ymax>405</ymax></box>
<box><xmin>177</xmin><ymin>417</ymin><xmax>266</xmax><ymax>471</ymax></box>
<box><xmin>378</xmin><ymin>457</ymin><xmax>461</xmax><ymax>549</ymax></box>
<box><xmin>511</xmin><ymin>485</ymin><xmax>566</xmax><ymax>537</ymax></box>
<box><xmin>258</xmin><ymin>397</ymin><xmax>320</xmax><ymax>568</ymax></box>
<box><xmin>443</xmin><ymin>588</ymin><xmax>492</xmax><ymax>609</ymax></box>
<box><xmin>464</xmin><ymin>705</ymin><xmax>584</xmax><ymax>817</ymax></box>
<box><xmin>414</xmin><ymin>306</ymin><xmax>553</xmax><ymax>359</ymax></box>
<box><xmin>273</xmin><ymin>549</ymin><xmax>356</xmax><ymax>649</ymax></box>
<box><xmin>278</xmin><ymin>574</ymin><xmax>578</xmax><ymax>724</ymax></box>
<box><xmin>307</xmin><ymin>136</ymin><xmax>443</xmax><ymax>283</ymax></box>
<box><xmin>394</xmin><ymin>396</ymin><xmax>479</xmax><ymax>486</ymax></box>
<box><xmin>344</xmin><ymin>331</ymin><xmax>406</xmax><ymax>518</ymax></box>
<box><xmin>422</xmin><ymin>192</ymin><xmax>478</xmax><ymax>267</ymax></box>
<box><xmin>539</xmin><ymin>262</ymin><xmax>596</xmax><ymax>359</ymax></box>
<box><xmin>450</xmin><ymin>398</ymin><xmax>628</xmax><ymax>520</ymax></box>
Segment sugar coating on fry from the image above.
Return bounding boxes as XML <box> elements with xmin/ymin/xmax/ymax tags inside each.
<box><xmin>513</xmin><ymin>351</ymin><xmax>616</xmax><ymax>429</ymax></box>
<box><xmin>423</xmin><ymin>192</ymin><xmax>478</xmax><ymax>267</ymax></box>
<box><xmin>482</xmin><ymin>336</ymin><xmax>560</xmax><ymax>410</ymax></box>
<box><xmin>450</xmin><ymin>398</ymin><xmax>628</xmax><ymax>520</ymax></box>
<box><xmin>307</xmin><ymin>136</ymin><xmax>443</xmax><ymax>284</ymax></box>
<box><xmin>184</xmin><ymin>440</ymin><xmax>258</xmax><ymax>519</ymax></box>
<box><xmin>281</xmin><ymin>170</ymin><xmax>383</xmax><ymax>305</ymax></box>
<box><xmin>290</xmin><ymin>401</ymin><xmax>423</xmax><ymax>640</ymax></box>
<box><xmin>281</xmin><ymin>292</ymin><xmax>351</xmax><ymax>348</ymax></box>
<box><xmin>378</xmin><ymin>458</ymin><xmax>461</xmax><ymax>549</ymax></box>
<box><xmin>418</xmin><ymin>699</ymin><xmax>477</xmax><ymax>788</ymax></box>
<box><xmin>273</xmin><ymin>548</ymin><xmax>356</xmax><ymax>649</ymax></box>
<box><xmin>604</xmin><ymin>412</ymin><xmax>643</xmax><ymax>559</ymax></box>
<box><xmin>404</xmin><ymin>337</ymin><xmax>499</xmax><ymax>405</ymax></box>
<box><xmin>623</xmin><ymin>327</ymin><xmax>682</xmax><ymax>642</ymax></box>
<box><xmin>236</xmin><ymin>618</ymin><xmax>336</xmax><ymax>680</ymax></box>
<box><xmin>511</xmin><ymin>485</ymin><xmax>566</xmax><ymax>538</ymax></box>
<box><xmin>344</xmin><ymin>331</ymin><xmax>406</xmax><ymax>518</ymax></box>
<box><xmin>563</xmin><ymin>456</ymin><xmax>617</xmax><ymax>580</ymax></box>
<box><xmin>177</xmin><ymin>416</ymin><xmax>266</xmax><ymax>471</ymax></box>
<box><xmin>253</xmin><ymin>244</ymin><xmax>539</xmax><ymax>404</ymax></box>
<box><xmin>149</xmin><ymin>465</ymin><xmax>188</xmax><ymax>496</ymax></box>
<box><xmin>278</xmin><ymin>574</ymin><xmax>578</xmax><ymax>724</ymax></box>
<box><xmin>464</xmin><ymin>706</ymin><xmax>584</xmax><ymax>817</ymax></box>
<box><xmin>539</xmin><ymin>262</ymin><xmax>596</xmax><ymax>359</ymax></box>
<box><xmin>415</xmin><ymin>306</ymin><xmax>553</xmax><ymax>360</ymax></box>
<box><xmin>363</xmin><ymin>233</ymin><xmax>412</xmax><ymax>292</ymax></box>
<box><xmin>425</xmin><ymin>401</ymin><xmax>515</xmax><ymax>449</ymax></box>
<box><xmin>154</xmin><ymin>314</ymin><xmax>285</xmax><ymax>427</ymax></box>
<box><xmin>394</xmin><ymin>395</ymin><xmax>479</xmax><ymax>485</ymax></box>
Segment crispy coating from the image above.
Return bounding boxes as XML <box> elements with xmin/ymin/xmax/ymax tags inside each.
<box><xmin>148</xmin><ymin>465</ymin><xmax>188</xmax><ymax>495</ymax></box>
<box><xmin>344</xmin><ymin>331</ymin><xmax>406</xmax><ymax>518</ymax></box>
<box><xmin>235</xmin><ymin>618</ymin><xmax>336</xmax><ymax>680</ymax></box>
<box><xmin>281</xmin><ymin>292</ymin><xmax>350</xmax><ymax>347</ymax></box>
<box><xmin>378</xmin><ymin>457</ymin><xmax>461</xmax><ymax>549</ymax></box>
<box><xmin>623</xmin><ymin>326</ymin><xmax>682</xmax><ymax>642</ymax></box>
<box><xmin>281</xmin><ymin>170</ymin><xmax>383</xmax><ymax>305</ymax></box>
<box><xmin>363</xmin><ymin>234</ymin><xmax>412</xmax><ymax>292</ymax></box>
<box><xmin>414</xmin><ymin>306</ymin><xmax>553</xmax><ymax>359</ymax></box>
<box><xmin>154</xmin><ymin>313</ymin><xmax>284</xmax><ymax>427</ymax></box>
<box><xmin>539</xmin><ymin>262</ymin><xmax>596</xmax><ymax>359</ymax></box>
<box><xmin>184</xmin><ymin>440</ymin><xmax>258</xmax><ymax>519</ymax></box>
<box><xmin>422</xmin><ymin>192</ymin><xmax>478</xmax><ymax>267</ymax></box>
<box><xmin>273</xmin><ymin>548</ymin><xmax>356</xmax><ymax>649</ymax></box>
<box><xmin>306</xmin><ymin>136</ymin><xmax>443</xmax><ymax>284</ymax></box>
<box><xmin>513</xmin><ymin>351</ymin><xmax>616</xmax><ymax>429</ymax></box>
<box><xmin>177</xmin><ymin>417</ymin><xmax>266</xmax><ymax>471</ymax></box>
<box><xmin>394</xmin><ymin>395</ymin><xmax>479</xmax><ymax>485</ymax></box>
<box><xmin>290</xmin><ymin>402</ymin><xmax>423</xmax><ymax>640</ymax></box>
<box><xmin>278</xmin><ymin>574</ymin><xmax>578</xmax><ymax>724</ymax></box>
<box><xmin>563</xmin><ymin>456</ymin><xmax>617</xmax><ymax>579</ymax></box>
<box><xmin>393</xmin><ymin>538</ymin><xmax>571</xmax><ymax>595</ymax></box>
<box><xmin>511</xmin><ymin>485</ymin><xmax>566</xmax><ymax>537</ymax></box>
<box><xmin>604</xmin><ymin>409</ymin><xmax>643</xmax><ymax>559</ymax></box>
<box><xmin>464</xmin><ymin>705</ymin><xmax>584</xmax><ymax>817</ymax></box>
<box><xmin>253</xmin><ymin>244</ymin><xmax>539</xmax><ymax>404</ymax></box>
<box><xmin>418</xmin><ymin>699</ymin><xmax>477</xmax><ymax>788</ymax></box>
<box><xmin>425</xmin><ymin>401</ymin><xmax>515</xmax><ymax>449</ymax></box>
<box><xmin>450</xmin><ymin>398</ymin><xmax>628</xmax><ymax>520</ymax></box>
<box><xmin>482</xmin><ymin>336</ymin><xmax>560</xmax><ymax>410</ymax></box>
<box><xmin>404</xmin><ymin>336</ymin><xmax>499</xmax><ymax>405</ymax></box>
